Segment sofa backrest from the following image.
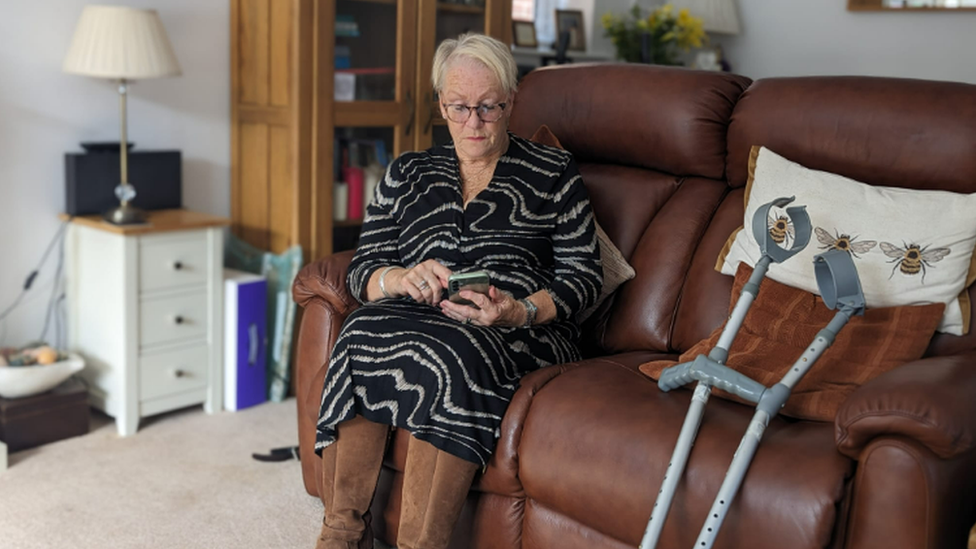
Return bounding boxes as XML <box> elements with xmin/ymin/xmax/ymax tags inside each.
<box><xmin>511</xmin><ymin>64</ymin><xmax>751</xmax><ymax>354</ymax></box>
<box><xmin>511</xmin><ymin>65</ymin><xmax>976</xmax><ymax>358</ymax></box>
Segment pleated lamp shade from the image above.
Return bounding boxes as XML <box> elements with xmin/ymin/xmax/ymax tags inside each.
<box><xmin>63</xmin><ymin>5</ymin><xmax>181</xmax><ymax>79</ymax></box>
<box><xmin>669</xmin><ymin>0</ymin><xmax>741</xmax><ymax>34</ymax></box>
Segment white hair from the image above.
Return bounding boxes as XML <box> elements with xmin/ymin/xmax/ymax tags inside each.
<box><xmin>431</xmin><ymin>33</ymin><xmax>518</xmax><ymax>97</ymax></box>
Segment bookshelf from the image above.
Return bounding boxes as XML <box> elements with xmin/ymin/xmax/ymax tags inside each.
<box><xmin>231</xmin><ymin>0</ymin><xmax>512</xmax><ymax>260</ymax></box>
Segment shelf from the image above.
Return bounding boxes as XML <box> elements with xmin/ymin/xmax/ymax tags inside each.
<box><xmin>437</xmin><ymin>2</ymin><xmax>486</xmax><ymax>15</ymax></box>
<box><xmin>345</xmin><ymin>0</ymin><xmax>397</xmax><ymax>5</ymax></box>
<box><xmin>335</xmin><ymin>101</ymin><xmax>402</xmax><ymax>127</ymax></box>
<box><xmin>335</xmin><ymin>219</ymin><xmax>364</xmax><ymax>228</ymax></box>
<box><xmin>848</xmin><ymin>5</ymin><xmax>976</xmax><ymax>9</ymax></box>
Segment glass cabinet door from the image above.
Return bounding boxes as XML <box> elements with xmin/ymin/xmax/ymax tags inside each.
<box><xmin>319</xmin><ymin>1</ymin><xmax>418</xmax><ymax>254</ymax></box>
<box><xmin>329</xmin><ymin>0</ymin><xmax>417</xmax><ymax>151</ymax></box>
<box><xmin>414</xmin><ymin>0</ymin><xmax>495</xmax><ymax>150</ymax></box>
<box><xmin>334</xmin><ymin>0</ymin><xmax>402</xmax><ymax>103</ymax></box>
<box><xmin>331</xmin><ymin>126</ymin><xmax>395</xmax><ymax>252</ymax></box>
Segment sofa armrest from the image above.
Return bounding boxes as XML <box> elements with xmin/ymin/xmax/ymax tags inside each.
<box><xmin>292</xmin><ymin>251</ymin><xmax>359</xmax><ymax>497</ymax></box>
<box><xmin>292</xmin><ymin>250</ymin><xmax>358</xmax><ymax>314</ymax></box>
<box><xmin>292</xmin><ymin>250</ymin><xmax>358</xmax><ymax>418</ymax></box>
<box><xmin>835</xmin><ymin>353</ymin><xmax>976</xmax><ymax>460</ymax></box>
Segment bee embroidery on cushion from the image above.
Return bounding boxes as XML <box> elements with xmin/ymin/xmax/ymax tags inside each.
<box><xmin>767</xmin><ymin>215</ymin><xmax>794</xmax><ymax>246</ymax></box>
<box><xmin>879</xmin><ymin>242</ymin><xmax>951</xmax><ymax>283</ymax></box>
<box><xmin>815</xmin><ymin>227</ymin><xmax>877</xmax><ymax>259</ymax></box>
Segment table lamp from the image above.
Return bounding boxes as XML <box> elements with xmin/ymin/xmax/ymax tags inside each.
<box><xmin>62</xmin><ymin>5</ymin><xmax>182</xmax><ymax>225</ymax></box>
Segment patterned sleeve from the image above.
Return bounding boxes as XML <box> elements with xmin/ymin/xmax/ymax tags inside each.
<box><xmin>346</xmin><ymin>157</ymin><xmax>405</xmax><ymax>303</ymax></box>
<box><xmin>546</xmin><ymin>158</ymin><xmax>603</xmax><ymax>321</ymax></box>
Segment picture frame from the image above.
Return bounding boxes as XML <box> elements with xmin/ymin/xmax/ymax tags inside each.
<box><xmin>555</xmin><ymin>9</ymin><xmax>586</xmax><ymax>52</ymax></box>
<box><xmin>512</xmin><ymin>21</ymin><xmax>538</xmax><ymax>48</ymax></box>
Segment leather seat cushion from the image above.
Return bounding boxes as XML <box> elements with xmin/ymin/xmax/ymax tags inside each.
<box><xmin>517</xmin><ymin>356</ymin><xmax>854</xmax><ymax>549</ymax></box>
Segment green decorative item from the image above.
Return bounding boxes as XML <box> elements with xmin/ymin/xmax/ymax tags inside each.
<box><xmin>601</xmin><ymin>4</ymin><xmax>707</xmax><ymax>65</ymax></box>
<box><xmin>225</xmin><ymin>234</ymin><xmax>303</xmax><ymax>402</ymax></box>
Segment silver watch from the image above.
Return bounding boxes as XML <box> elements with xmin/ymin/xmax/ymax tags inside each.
<box><xmin>519</xmin><ymin>297</ymin><xmax>538</xmax><ymax>327</ymax></box>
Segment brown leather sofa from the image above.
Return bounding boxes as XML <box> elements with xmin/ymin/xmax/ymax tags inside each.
<box><xmin>292</xmin><ymin>64</ymin><xmax>976</xmax><ymax>549</ymax></box>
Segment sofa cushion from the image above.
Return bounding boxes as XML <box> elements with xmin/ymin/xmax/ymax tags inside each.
<box><xmin>602</xmin><ymin>176</ymin><xmax>729</xmax><ymax>353</ymax></box>
<box><xmin>641</xmin><ymin>264</ymin><xmax>945</xmax><ymax>422</ymax></box>
<box><xmin>511</xmin><ymin>64</ymin><xmax>751</xmax><ymax>180</ymax></box>
<box><xmin>529</xmin><ymin>125</ymin><xmax>637</xmax><ymax>324</ymax></box>
<box><xmin>516</xmin><ymin>354</ymin><xmax>854</xmax><ymax>549</ymax></box>
<box><xmin>726</xmin><ymin>77</ymin><xmax>976</xmax><ymax>194</ymax></box>
<box><xmin>719</xmin><ymin>146</ymin><xmax>976</xmax><ymax>335</ymax></box>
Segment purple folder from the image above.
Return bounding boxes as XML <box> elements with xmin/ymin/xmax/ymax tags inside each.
<box><xmin>224</xmin><ymin>269</ymin><xmax>268</xmax><ymax>411</ymax></box>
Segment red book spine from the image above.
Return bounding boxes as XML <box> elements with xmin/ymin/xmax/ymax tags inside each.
<box><xmin>344</xmin><ymin>166</ymin><xmax>364</xmax><ymax>220</ymax></box>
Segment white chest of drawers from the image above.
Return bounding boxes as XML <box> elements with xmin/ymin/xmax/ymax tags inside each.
<box><xmin>65</xmin><ymin>210</ymin><xmax>229</xmax><ymax>436</ymax></box>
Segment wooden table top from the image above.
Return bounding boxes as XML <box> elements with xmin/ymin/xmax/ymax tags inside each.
<box><xmin>60</xmin><ymin>209</ymin><xmax>230</xmax><ymax>235</ymax></box>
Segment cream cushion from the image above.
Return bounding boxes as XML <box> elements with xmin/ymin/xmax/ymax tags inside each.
<box><xmin>578</xmin><ymin>221</ymin><xmax>636</xmax><ymax>323</ymax></box>
<box><xmin>718</xmin><ymin>146</ymin><xmax>976</xmax><ymax>335</ymax></box>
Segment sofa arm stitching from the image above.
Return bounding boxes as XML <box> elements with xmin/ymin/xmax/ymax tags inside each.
<box><xmin>836</xmin><ymin>409</ymin><xmax>964</xmax><ymax>457</ymax></box>
<box><xmin>298</xmin><ymin>273</ymin><xmax>357</xmax><ymax>312</ymax></box>
<box><xmin>589</xmin><ymin>356</ymin><xmax>657</xmax><ymax>379</ymax></box>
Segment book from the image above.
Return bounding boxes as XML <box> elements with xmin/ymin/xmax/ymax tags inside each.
<box><xmin>335</xmin><ymin>15</ymin><xmax>359</xmax><ymax>37</ymax></box>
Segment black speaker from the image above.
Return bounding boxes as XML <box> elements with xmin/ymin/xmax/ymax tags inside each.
<box><xmin>65</xmin><ymin>145</ymin><xmax>182</xmax><ymax>216</ymax></box>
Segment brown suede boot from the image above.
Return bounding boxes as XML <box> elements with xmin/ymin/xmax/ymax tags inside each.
<box><xmin>396</xmin><ymin>436</ymin><xmax>479</xmax><ymax>549</ymax></box>
<box><xmin>316</xmin><ymin>415</ymin><xmax>389</xmax><ymax>549</ymax></box>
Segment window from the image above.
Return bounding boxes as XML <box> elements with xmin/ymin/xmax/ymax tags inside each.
<box><xmin>513</xmin><ymin>0</ymin><xmax>535</xmax><ymax>21</ymax></box>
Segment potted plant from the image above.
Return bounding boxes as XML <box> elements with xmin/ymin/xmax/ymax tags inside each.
<box><xmin>601</xmin><ymin>4</ymin><xmax>706</xmax><ymax>65</ymax></box>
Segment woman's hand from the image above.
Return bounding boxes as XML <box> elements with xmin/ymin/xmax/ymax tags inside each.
<box><xmin>387</xmin><ymin>260</ymin><xmax>452</xmax><ymax>306</ymax></box>
<box><xmin>440</xmin><ymin>286</ymin><xmax>525</xmax><ymax>327</ymax></box>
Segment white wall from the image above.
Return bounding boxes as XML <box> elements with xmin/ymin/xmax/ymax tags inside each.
<box><xmin>0</xmin><ymin>0</ymin><xmax>229</xmax><ymax>348</ymax></box>
<box><xmin>592</xmin><ymin>0</ymin><xmax>976</xmax><ymax>84</ymax></box>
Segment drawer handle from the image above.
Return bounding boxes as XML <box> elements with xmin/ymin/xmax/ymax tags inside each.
<box><xmin>173</xmin><ymin>369</ymin><xmax>187</xmax><ymax>378</ymax></box>
<box><xmin>173</xmin><ymin>261</ymin><xmax>184</xmax><ymax>270</ymax></box>
<box><xmin>174</xmin><ymin>315</ymin><xmax>185</xmax><ymax>325</ymax></box>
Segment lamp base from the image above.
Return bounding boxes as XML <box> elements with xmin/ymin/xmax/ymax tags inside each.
<box><xmin>103</xmin><ymin>203</ymin><xmax>147</xmax><ymax>225</ymax></box>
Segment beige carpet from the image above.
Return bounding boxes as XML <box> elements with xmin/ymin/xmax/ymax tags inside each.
<box><xmin>0</xmin><ymin>399</ymin><xmax>353</xmax><ymax>549</ymax></box>
<box><xmin>4</xmin><ymin>398</ymin><xmax>969</xmax><ymax>549</ymax></box>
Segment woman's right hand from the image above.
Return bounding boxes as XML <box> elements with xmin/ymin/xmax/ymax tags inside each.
<box><xmin>387</xmin><ymin>260</ymin><xmax>452</xmax><ymax>305</ymax></box>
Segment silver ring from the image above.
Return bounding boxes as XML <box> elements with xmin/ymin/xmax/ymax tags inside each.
<box><xmin>418</xmin><ymin>280</ymin><xmax>429</xmax><ymax>290</ymax></box>
<box><xmin>464</xmin><ymin>318</ymin><xmax>471</xmax><ymax>325</ymax></box>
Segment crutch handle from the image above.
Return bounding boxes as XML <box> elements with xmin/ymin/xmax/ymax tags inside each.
<box><xmin>658</xmin><ymin>355</ymin><xmax>767</xmax><ymax>404</ymax></box>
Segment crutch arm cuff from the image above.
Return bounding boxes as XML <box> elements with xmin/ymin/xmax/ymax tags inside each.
<box><xmin>835</xmin><ymin>353</ymin><xmax>976</xmax><ymax>460</ymax></box>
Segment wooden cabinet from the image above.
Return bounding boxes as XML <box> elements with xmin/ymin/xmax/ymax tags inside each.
<box><xmin>65</xmin><ymin>210</ymin><xmax>229</xmax><ymax>436</ymax></box>
<box><xmin>231</xmin><ymin>0</ymin><xmax>512</xmax><ymax>260</ymax></box>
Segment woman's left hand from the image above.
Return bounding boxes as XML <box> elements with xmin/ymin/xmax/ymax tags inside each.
<box><xmin>439</xmin><ymin>286</ymin><xmax>524</xmax><ymax>327</ymax></box>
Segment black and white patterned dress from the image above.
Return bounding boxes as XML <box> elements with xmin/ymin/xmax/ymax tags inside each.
<box><xmin>316</xmin><ymin>133</ymin><xmax>602</xmax><ymax>466</ymax></box>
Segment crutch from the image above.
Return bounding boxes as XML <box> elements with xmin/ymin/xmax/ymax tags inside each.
<box><xmin>640</xmin><ymin>249</ymin><xmax>866</xmax><ymax>549</ymax></box>
<box><xmin>639</xmin><ymin>196</ymin><xmax>813</xmax><ymax>549</ymax></box>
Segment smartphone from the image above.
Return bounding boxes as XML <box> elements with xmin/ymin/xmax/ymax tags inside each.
<box><xmin>448</xmin><ymin>271</ymin><xmax>490</xmax><ymax>308</ymax></box>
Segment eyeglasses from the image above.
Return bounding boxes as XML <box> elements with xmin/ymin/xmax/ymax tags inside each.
<box><xmin>442</xmin><ymin>102</ymin><xmax>507</xmax><ymax>123</ymax></box>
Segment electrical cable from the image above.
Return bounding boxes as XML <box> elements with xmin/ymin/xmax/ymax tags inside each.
<box><xmin>0</xmin><ymin>218</ymin><xmax>72</xmax><ymax>338</ymax></box>
<box><xmin>40</xmin><ymin>221</ymin><xmax>68</xmax><ymax>343</ymax></box>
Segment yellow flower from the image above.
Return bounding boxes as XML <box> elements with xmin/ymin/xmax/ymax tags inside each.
<box><xmin>600</xmin><ymin>4</ymin><xmax>707</xmax><ymax>63</ymax></box>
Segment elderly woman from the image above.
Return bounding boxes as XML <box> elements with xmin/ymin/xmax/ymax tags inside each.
<box><xmin>315</xmin><ymin>33</ymin><xmax>602</xmax><ymax>549</ymax></box>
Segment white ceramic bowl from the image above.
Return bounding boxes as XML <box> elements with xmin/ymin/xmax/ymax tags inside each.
<box><xmin>0</xmin><ymin>353</ymin><xmax>85</xmax><ymax>399</ymax></box>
